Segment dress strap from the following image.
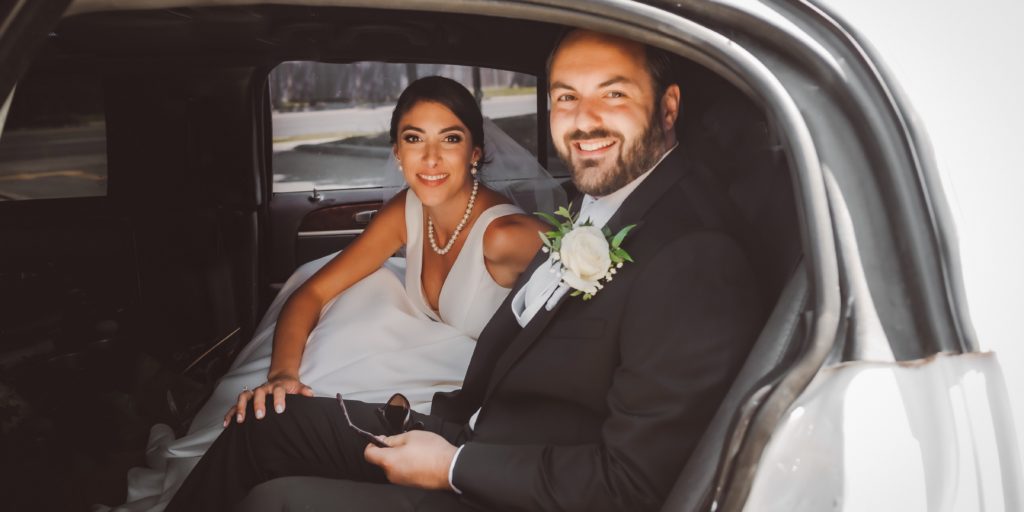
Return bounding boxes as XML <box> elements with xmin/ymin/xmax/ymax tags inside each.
<box><xmin>471</xmin><ymin>203</ymin><xmax>524</xmax><ymax>229</ymax></box>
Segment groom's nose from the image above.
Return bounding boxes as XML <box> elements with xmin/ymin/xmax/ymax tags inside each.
<box><xmin>574</xmin><ymin>97</ymin><xmax>604</xmax><ymax>133</ymax></box>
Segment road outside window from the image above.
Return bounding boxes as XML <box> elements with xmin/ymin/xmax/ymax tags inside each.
<box><xmin>0</xmin><ymin>70</ymin><xmax>107</xmax><ymax>201</ymax></box>
<box><xmin>270</xmin><ymin>61</ymin><xmax>540</xmax><ymax>193</ymax></box>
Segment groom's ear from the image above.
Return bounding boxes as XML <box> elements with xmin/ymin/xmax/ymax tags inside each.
<box><xmin>659</xmin><ymin>84</ymin><xmax>681</xmax><ymax>131</ymax></box>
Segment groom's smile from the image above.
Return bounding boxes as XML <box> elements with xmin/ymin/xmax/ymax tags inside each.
<box><xmin>573</xmin><ymin>137</ymin><xmax>618</xmax><ymax>155</ymax></box>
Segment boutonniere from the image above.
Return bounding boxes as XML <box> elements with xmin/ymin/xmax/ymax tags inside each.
<box><xmin>536</xmin><ymin>205</ymin><xmax>636</xmax><ymax>300</ymax></box>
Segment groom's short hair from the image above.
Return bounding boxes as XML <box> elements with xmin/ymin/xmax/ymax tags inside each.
<box><xmin>545</xmin><ymin>29</ymin><xmax>677</xmax><ymax>103</ymax></box>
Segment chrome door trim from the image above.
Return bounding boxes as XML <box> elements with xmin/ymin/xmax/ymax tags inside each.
<box><xmin>297</xmin><ymin>228</ymin><xmax>363</xmax><ymax>238</ymax></box>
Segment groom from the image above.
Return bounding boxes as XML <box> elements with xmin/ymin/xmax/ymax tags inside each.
<box><xmin>167</xmin><ymin>29</ymin><xmax>764</xmax><ymax>512</ymax></box>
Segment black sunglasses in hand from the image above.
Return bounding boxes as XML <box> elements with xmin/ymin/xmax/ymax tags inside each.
<box><xmin>336</xmin><ymin>393</ymin><xmax>424</xmax><ymax>448</ymax></box>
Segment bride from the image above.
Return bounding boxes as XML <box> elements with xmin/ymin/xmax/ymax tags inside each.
<box><xmin>108</xmin><ymin>76</ymin><xmax>553</xmax><ymax>511</ymax></box>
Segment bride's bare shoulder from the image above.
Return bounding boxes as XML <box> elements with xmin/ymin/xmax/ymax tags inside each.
<box><xmin>483</xmin><ymin>212</ymin><xmax>546</xmax><ymax>267</ymax></box>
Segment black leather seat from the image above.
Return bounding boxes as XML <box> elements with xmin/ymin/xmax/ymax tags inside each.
<box><xmin>660</xmin><ymin>88</ymin><xmax>805</xmax><ymax>510</ymax></box>
<box><xmin>661</xmin><ymin>261</ymin><xmax>807</xmax><ymax>511</ymax></box>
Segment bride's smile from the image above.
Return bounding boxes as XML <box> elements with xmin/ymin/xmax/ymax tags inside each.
<box><xmin>416</xmin><ymin>172</ymin><xmax>450</xmax><ymax>185</ymax></box>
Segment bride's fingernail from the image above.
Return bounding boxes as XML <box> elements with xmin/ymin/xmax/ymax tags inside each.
<box><xmin>255</xmin><ymin>409</ymin><xmax>264</xmax><ymax>419</ymax></box>
<box><xmin>236</xmin><ymin>413</ymin><xmax>243</xmax><ymax>423</ymax></box>
<box><xmin>275</xmin><ymin>404</ymin><xmax>285</xmax><ymax>414</ymax></box>
<box><xmin>223</xmin><ymin>419</ymin><xmax>228</xmax><ymax>427</ymax></box>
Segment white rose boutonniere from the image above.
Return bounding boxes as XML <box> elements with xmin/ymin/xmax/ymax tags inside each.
<box><xmin>537</xmin><ymin>205</ymin><xmax>636</xmax><ymax>300</ymax></box>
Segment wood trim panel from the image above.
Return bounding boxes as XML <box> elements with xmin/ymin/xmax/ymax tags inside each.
<box><xmin>297</xmin><ymin>201</ymin><xmax>383</xmax><ymax>231</ymax></box>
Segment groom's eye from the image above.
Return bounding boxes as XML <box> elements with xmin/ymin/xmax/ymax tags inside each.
<box><xmin>555</xmin><ymin>93</ymin><xmax>576</xmax><ymax>102</ymax></box>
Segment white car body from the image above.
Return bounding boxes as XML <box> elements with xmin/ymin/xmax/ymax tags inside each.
<box><xmin>821</xmin><ymin>0</ymin><xmax>1024</xmax><ymax>466</ymax></box>
<box><xmin>720</xmin><ymin>1</ymin><xmax>1024</xmax><ymax>509</ymax></box>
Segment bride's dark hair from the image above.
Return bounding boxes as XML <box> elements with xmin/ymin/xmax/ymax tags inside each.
<box><xmin>389</xmin><ymin>76</ymin><xmax>487</xmax><ymax>168</ymax></box>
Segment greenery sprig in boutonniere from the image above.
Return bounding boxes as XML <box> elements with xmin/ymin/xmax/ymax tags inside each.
<box><xmin>536</xmin><ymin>204</ymin><xmax>636</xmax><ymax>300</ymax></box>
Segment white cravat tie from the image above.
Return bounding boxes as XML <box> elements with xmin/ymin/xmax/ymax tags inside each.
<box><xmin>510</xmin><ymin>195</ymin><xmax>598</xmax><ymax>326</ymax></box>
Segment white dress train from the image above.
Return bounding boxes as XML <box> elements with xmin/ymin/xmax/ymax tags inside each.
<box><xmin>103</xmin><ymin>191</ymin><xmax>521</xmax><ymax>512</ymax></box>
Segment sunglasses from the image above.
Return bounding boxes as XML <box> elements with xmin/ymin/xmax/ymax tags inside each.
<box><xmin>336</xmin><ymin>393</ymin><xmax>424</xmax><ymax>448</ymax></box>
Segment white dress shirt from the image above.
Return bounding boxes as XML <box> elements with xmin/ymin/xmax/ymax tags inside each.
<box><xmin>447</xmin><ymin>143</ymin><xmax>678</xmax><ymax>493</ymax></box>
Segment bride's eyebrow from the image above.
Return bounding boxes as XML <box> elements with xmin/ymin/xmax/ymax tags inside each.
<box><xmin>399</xmin><ymin>125</ymin><xmax>465</xmax><ymax>134</ymax></box>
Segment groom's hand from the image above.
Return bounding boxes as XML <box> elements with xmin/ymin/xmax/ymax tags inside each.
<box><xmin>364</xmin><ymin>430</ymin><xmax>457</xmax><ymax>491</ymax></box>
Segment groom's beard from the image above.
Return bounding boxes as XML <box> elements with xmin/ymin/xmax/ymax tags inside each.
<box><xmin>558</xmin><ymin>110</ymin><xmax>665</xmax><ymax>197</ymax></box>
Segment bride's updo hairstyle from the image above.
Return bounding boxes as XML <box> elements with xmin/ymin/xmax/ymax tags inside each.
<box><xmin>389</xmin><ymin>76</ymin><xmax>487</xmax><ymax>170</ymax></box>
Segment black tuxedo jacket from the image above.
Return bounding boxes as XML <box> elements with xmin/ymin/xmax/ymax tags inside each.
<box><xmin>431</xmin><ymin>149</ymin><xmax>764</xmax><ymax>512</ymax></box>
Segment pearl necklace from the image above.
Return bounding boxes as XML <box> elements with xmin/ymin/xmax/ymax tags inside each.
<box><xmin>427</xmin><ymin>178</ymin><xmax>479</xmax><ymax>255</ymax></box>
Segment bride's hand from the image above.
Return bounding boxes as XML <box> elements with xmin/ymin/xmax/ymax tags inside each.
<box><xmin>223</xmin><ymin>375</ymin><xmax>314</xmax><ymax>426</ymax></box>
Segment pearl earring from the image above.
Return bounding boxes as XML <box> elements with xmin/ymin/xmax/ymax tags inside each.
<box><xmin>471</xmin><ymin>161</ymin><xmax>478</xmax><ymax>175</ymax></box>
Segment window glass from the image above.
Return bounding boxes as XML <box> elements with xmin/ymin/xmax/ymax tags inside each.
<box><xmin>270</xmin><ymin>62</ymin><xmax>542</xmax><ymax>192</ymax></box>
<box><xmin>0</xmin><ymin>69</ymin><xmax>107</xmax><ymax>201</ymax></box>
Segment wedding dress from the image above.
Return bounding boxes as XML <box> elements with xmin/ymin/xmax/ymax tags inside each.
<box><xmin>104</xmin><ymin>190</ymin><xmax>522</xmax><ymax>512</ymax></box>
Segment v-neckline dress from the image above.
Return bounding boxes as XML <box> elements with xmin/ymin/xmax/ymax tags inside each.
<box><xmin>403</xmin><ymin>189</ymin><xmax>520</xmax><ymax>339</ymax></box>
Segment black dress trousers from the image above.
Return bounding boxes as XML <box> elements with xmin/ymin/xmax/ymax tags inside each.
<box><xmin>165</xmin><ymin>395</ymin><xmax>466</xmax><ymax>512</ymax></box>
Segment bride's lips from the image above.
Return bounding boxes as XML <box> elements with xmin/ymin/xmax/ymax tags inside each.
<box><xmin>416</xmin><ymin>172</ymin><xmax>450</xmax><ymax>187</ymax></box>
<box><xmin>573</xmin><ymin>139</ymin><xmax>617</xmax><ymax>157</ymax></box>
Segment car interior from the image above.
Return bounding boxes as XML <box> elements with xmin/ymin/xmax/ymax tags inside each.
<box><xmin>0</xmin><ymin>5</ymin><xmax>805</xmax><ymax>510</ymax></box>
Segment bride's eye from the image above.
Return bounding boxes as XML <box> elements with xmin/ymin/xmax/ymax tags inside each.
<box><xmin>402</xmin><ymin>134</ymin><xmax>422</xmax><ymax>143</ymax></box>
<box><xmin>443</xmin><ymin>134</ymin><xmax>463</xmax><ymax>143</ymax></box>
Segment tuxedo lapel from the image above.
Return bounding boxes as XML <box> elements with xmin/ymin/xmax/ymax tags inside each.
<box><xmin>482</xmin><ymin>149</ymin><xmax>693</xmax><ymax>400</ymax></box>
<box><xmin>602</xmin><ymin>149</ymin><xmax>692</xmax><ymax>234</ymax></box>
<box><xmin>483</xmin><ymin>279</ymin><xmax>572</xmax><ymax>398</ymax></box>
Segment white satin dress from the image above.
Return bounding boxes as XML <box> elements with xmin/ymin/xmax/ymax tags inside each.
<box><xmin>105</xmin><ymin>191</ymin><xmax>522</xmax><ymax>512</ymax></box>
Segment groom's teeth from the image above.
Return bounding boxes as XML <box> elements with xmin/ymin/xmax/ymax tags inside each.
<box><xmin>579</xmin><ymin>140</ymin><xmax>614</xmax><ymax>151</ymax></box>
<box><xmin>418</xmin><ymin>173</ymin><xmax>449</xmax><ymax>181</ymax></box>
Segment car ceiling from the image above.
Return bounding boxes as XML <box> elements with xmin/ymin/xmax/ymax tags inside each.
<box><xmin>54</xmin><ymin>3</ymin><xmax>563</xmax><ymax>73</ymax></box>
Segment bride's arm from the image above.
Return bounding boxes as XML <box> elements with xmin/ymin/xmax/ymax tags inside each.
<box><xmin>229</xmin><ymin>190</ymin><xmax>408</xmax><ymax>424</ymax></box>
<box><xmin>482</xmin><ymin>213</ymin><xmax>548</xmax><ymax>288</ymax></box>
